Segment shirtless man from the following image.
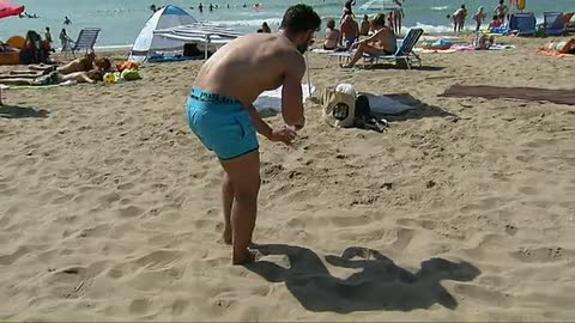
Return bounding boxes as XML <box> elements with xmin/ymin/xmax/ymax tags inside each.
<box><xmin>342</xmin><ymin>13</ymin><xmax>396</xmax><ymax>68</ymax></box>
<box><xmin>340</xmin><ymin>13</ymin><xmax>359</xmax><ymax>49</ymax></box>
<box><xmin>186</xmin><ymin>4</ymin><xmax>321</xmax><ymax>265</ymax></box>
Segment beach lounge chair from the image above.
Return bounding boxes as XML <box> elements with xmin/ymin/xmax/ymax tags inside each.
<box><xmin>71</xmin><ymin>28</ymin><xmax>100</xmax><ymax>55</ymax></box>
<box><xmin>330</xmin><ymin>28</ymin><xmax>424</xmax><ymax>69</ymax></box>
<box><xmin>539</xmin><ymin>12</ymin><xmax>565</xmax><ymax>36</ymax></box>
<box><xmin>509</xmin><ymin>13</ymin><xmax>537</xmax><ymax>36</ymax></box>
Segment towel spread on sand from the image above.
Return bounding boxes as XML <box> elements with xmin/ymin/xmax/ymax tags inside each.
<box><xmin>441</xmin><ymin>85</ymin><xmax>575</xmax><ymax>105</ymax></box>
<box><xmin>417</xmin><ymin>44</ymin><xmax>515</xmax><ymax>54</ymax></box>
<box><xmin>254</xmin><ymin>84</ymin><xmax>315</xmax><ymax>112</ymax></box>
<box><xmin>359</xmin><ymin>93</ymin><xmax>415</xmax><ymax>115</ymax></box>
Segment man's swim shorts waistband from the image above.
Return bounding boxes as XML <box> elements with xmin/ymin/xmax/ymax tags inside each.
<box><xmin>190</xmin><ymin>88</ymin><xmax>240</xmax><ymax>105</ymax></box>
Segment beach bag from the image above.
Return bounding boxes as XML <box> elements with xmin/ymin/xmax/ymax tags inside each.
<box><xmin>322</xmin><ymin>84</ymin><xmax>357</xmax><ymax>128</ymax></box>
<box><xmin>354</xmin><ymin>95</ymin><xmax>388</xmax><ymax>133</ymax></box>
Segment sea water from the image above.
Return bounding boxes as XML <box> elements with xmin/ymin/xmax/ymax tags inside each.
<box><xmin>1</xmin><ymin>0</ymin><xmax>573</xmax><ymax>48</ymax></box>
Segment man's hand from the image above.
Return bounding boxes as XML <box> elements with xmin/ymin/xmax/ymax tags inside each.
<box><xmin>269</xmin><ymin>127</ymin><xmax>297</xmax><ymax>146</ymax></box>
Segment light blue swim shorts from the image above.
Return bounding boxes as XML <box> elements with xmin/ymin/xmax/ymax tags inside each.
<box><xmin>186</xmin><ymin>88</ymin><xmax>259</xmax><ymax>160</ymax></box>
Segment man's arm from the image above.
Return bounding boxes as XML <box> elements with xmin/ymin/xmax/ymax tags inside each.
<box><xmin>245</xmin><ymin>104</ymin><xmax>273</xmax><ymax>139</ymax></box>
<box><xmin>245</xmin><ymin>103</ymin><xmax>297</xmax><ymax>145</ymax></box>
<box><xmin>281</xmin><ymin>52</ymin><xmax>306</xmax><ymax>129</ymax></box>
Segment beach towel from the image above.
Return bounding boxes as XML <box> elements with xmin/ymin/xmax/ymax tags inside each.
<box><xmin>441</xmin><ymin>85</ymin><xmax>575</xmax><ymax>105</ymax></box>
<box><xmin>253</xmin><ymin>84</ymin><xmax>314</xmax><ymax>112</ymax></box>
<box><xmin>418</xmin><ymin>44</ymin><xmax>515</xmax><ymax>54</ymax></box>
<box><xmin>359</xmin><ymin>93</ymin><xmax>414</xmax><ymax>115</ymax></box>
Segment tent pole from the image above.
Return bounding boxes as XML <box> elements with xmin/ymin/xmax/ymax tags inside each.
<box><xmin>204</xmin><ymin>35</ymin><xmax>209</xmax><ymax>59</ymax></box>
<box><xmin>306</xmin><ymin>51</ymin><xmax>312</xmax><ymax>97</ymax></box>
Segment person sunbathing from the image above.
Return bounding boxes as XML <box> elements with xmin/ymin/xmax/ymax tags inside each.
<box><xmin>0</xmin><ymin>57</ymin><xmax>111</xmax><ymax>86</ymax></box>
<box><xmin>342</xmin><ymin>13</ymin><xmax>396</xmax><ymax>68</ymax></box>
<box><xmin>323</xmin><ymin>19</ymin><xmax>341</xmax><ymax>50</ymax></box>
<box><xmin>27</xmin><ymin>52</ymin><xmax>96</xmax><ymax>75</ymax></box>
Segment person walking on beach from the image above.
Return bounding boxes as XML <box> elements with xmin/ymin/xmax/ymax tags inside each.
<box><xmin>495</xmin><ymin>0</ymin><xmax>509</xmax><ymax>25</ymax></box>
<box><xmin>392</xmin><ymin>0</ymin><xmax>404</xmax><ymax>35</ymax></box>
<box><xmin>473</xmin><ymin>6</ymin><xmax>486</xmax><ymax>31</ymax></box>
<box><xmin>59</xmin><ymin>28</ymin><xmax>73</xmax><ymax>52</ymax></box>
<box><xmin>185</xmin><ymin>4</ymin><xmax>320</xmax><ymax>264</ymax></box>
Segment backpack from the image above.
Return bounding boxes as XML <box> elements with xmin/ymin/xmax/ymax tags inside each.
<box><xmin>322</xmin><ymin>85</ymin><xmax>357</xmax><ymax>128</ymax></box>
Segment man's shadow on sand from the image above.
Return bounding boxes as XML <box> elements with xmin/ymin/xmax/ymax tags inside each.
<box><xmin>245</xmin><ymin>245</ymin><xmax>480</xmax><ymax>313</ymax></box>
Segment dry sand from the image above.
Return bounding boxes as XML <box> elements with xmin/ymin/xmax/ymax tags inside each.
<box><xmin>1</xmin><ymin>37</ymin><xmax>575</xmax><ymax>321</ymax></box>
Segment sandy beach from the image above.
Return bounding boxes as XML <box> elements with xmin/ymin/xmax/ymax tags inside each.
<box><xmin>1</xmin><ymin>37</ymin><xmax>575</xmax><ymax>321</ymax></box>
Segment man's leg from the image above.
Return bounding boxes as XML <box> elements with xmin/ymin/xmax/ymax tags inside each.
<box><xmin>343</xmin><ymin>43</ymin><xmax>380</xmax><ymax>68</ymax></box>
<box><xmin>221</xmin><ymin>172</ymin><xmax>234</xmax><ymax>244</ymax></box>
<box><xmin>220</xmin><ymin>151</ymin><xmax>261</xmax><ymax>265</ymax></box>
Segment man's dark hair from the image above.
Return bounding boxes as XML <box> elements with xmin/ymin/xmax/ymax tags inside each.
<box><xmin>373</xmin><ymin>13</ymin><xmax>386</xmax><ymax>27</ymax></box>
<box><xmin>280</xmin><ymin>4</ymin><xmax>321</xmax><ymax>34</ymax></box>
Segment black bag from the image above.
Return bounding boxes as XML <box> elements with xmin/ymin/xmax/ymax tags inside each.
<box><xmin>354</xmin><ymin>95</ymin><xmax>388</xmax><ymax>133</ymax></box>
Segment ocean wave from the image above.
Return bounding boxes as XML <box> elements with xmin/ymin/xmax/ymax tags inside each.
<box><xmin>213</xmin><ymin>17</ymin><xmax>283</xmax><ymax>27</ymax></box>
<box><xmin>431</xmin><ymin>6</ymin><xmax>449</xmax><ymax>11</ymax></box>
<box><xmin>405</xmin><ymin>22</ymin><xmax>474</xmax><ymax>34</ymax></box>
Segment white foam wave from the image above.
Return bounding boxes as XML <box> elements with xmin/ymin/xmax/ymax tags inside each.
<box><xmin>213</xmin><ymin>17</ymin><xmax>283</xmax><ymax>27</ymax></box>
<box><xmin>431</xmin><ymin>6</ymin><xmax>449</xmax><ymax>11</ymax></box>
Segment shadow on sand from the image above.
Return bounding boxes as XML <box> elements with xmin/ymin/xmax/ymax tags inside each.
<box><xmin>0</xmin><ymin>105</ymin><xmax>49</xmax><ymax>119</ymax></box>
<box><xmin>246</xmin><ymin>244</ymin><xmax>480</xmax><ymax>313</ymax></box>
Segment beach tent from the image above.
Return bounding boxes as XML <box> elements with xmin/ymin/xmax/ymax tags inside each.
<box><xmin>0</xmin><ymin>1</ymin><xmax>24</xmax><ymax>19</ymax></box>
<box><xmin>154</xmin><ymin>24</ymin><xmax>242</xmax><ymax>59</ymax></box>
<box><xmin>509</xmin><ymin>12</ymin><xmax>536</xmax><ymax>36</ymax></box>
<box><xmin>129</xmin><ymin>5</ymin><xmax>198</xmax><ymax>62</ymax></box>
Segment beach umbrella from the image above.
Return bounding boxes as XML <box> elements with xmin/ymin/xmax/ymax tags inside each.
<box><xmin>0</xmin><ymin>0</ymin><xmax>25</xmax><ymax>20</ymax></box>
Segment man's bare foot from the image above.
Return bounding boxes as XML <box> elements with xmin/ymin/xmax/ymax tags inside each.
<box><xmin>223</xmin><ymin>229</ymin><xmax>232</xmax><ymax>245</ymax></box>
<box><xmin>232</xmin><ymin>249</ymin><xmax>256</xmax><ymax>265</ymax></box>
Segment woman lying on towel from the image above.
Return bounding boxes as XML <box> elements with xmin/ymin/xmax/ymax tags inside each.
<box><xmin>0</xmin><ymin>58</ymin><xmax>112</xmax><ymax>86</ymax></box>
<box><xmin>341</xmin><ymin>13</ymin><xmax>396</xmax><ymax>68</ymax></box>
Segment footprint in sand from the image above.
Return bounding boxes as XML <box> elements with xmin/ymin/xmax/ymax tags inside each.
<box><xmin>129</xmin><ymin>298</ymin><xmax>150</xmax><ymax>315</ymax></box>
<box><xmin>511</xmin><ymin>247</ymin><xmax>571</xmax><ymax>263</ymax></box>
<box><xmin>134</xmin><ymin>250</ymin><xmax>184</xmax><ymax>270</ymax></box>
<box><xmin>117</xmin><ymin>205</ymin><xmax>144</xmax><ymax>217</ymax></box>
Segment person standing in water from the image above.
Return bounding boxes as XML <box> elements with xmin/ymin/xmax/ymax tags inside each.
<box><xmin>64</xmin><ymin>16</ymin><xmax>71</xmax><ymax>25</ymax></box>
<box><xmin>185</xmin><ymin>4</ymin><xmax>320</xmax><ymax>265</ymax></box>
<box><xmin>392</xmin><ymin>0</ymin><xmax>404</xmax><ymax>35</ymax></box>
<box><xmin>473</xmin><ymin>6</ymin><xmax>487</xmax><ymax>31</ymax></box>
<box><xmin>451</xmin><ymin>4</ymin><xmax>467</xmax><ymax>33</ymax></box>
<box><xmin>199</xmin><ymin>3</ymin><xmax>204</xmax><ymax>13</ymax></box>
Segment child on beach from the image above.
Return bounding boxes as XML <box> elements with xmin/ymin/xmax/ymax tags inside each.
<box><xmin>489</xmin><ymin>15</ymin><xmax>503</xmax><ymax>31</ymax></box>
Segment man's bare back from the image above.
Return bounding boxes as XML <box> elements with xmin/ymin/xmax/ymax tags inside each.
<box><xmin>195</xmin><ymin>33</ymin><xmax>305</xmax><ymax>108</ymax></box>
